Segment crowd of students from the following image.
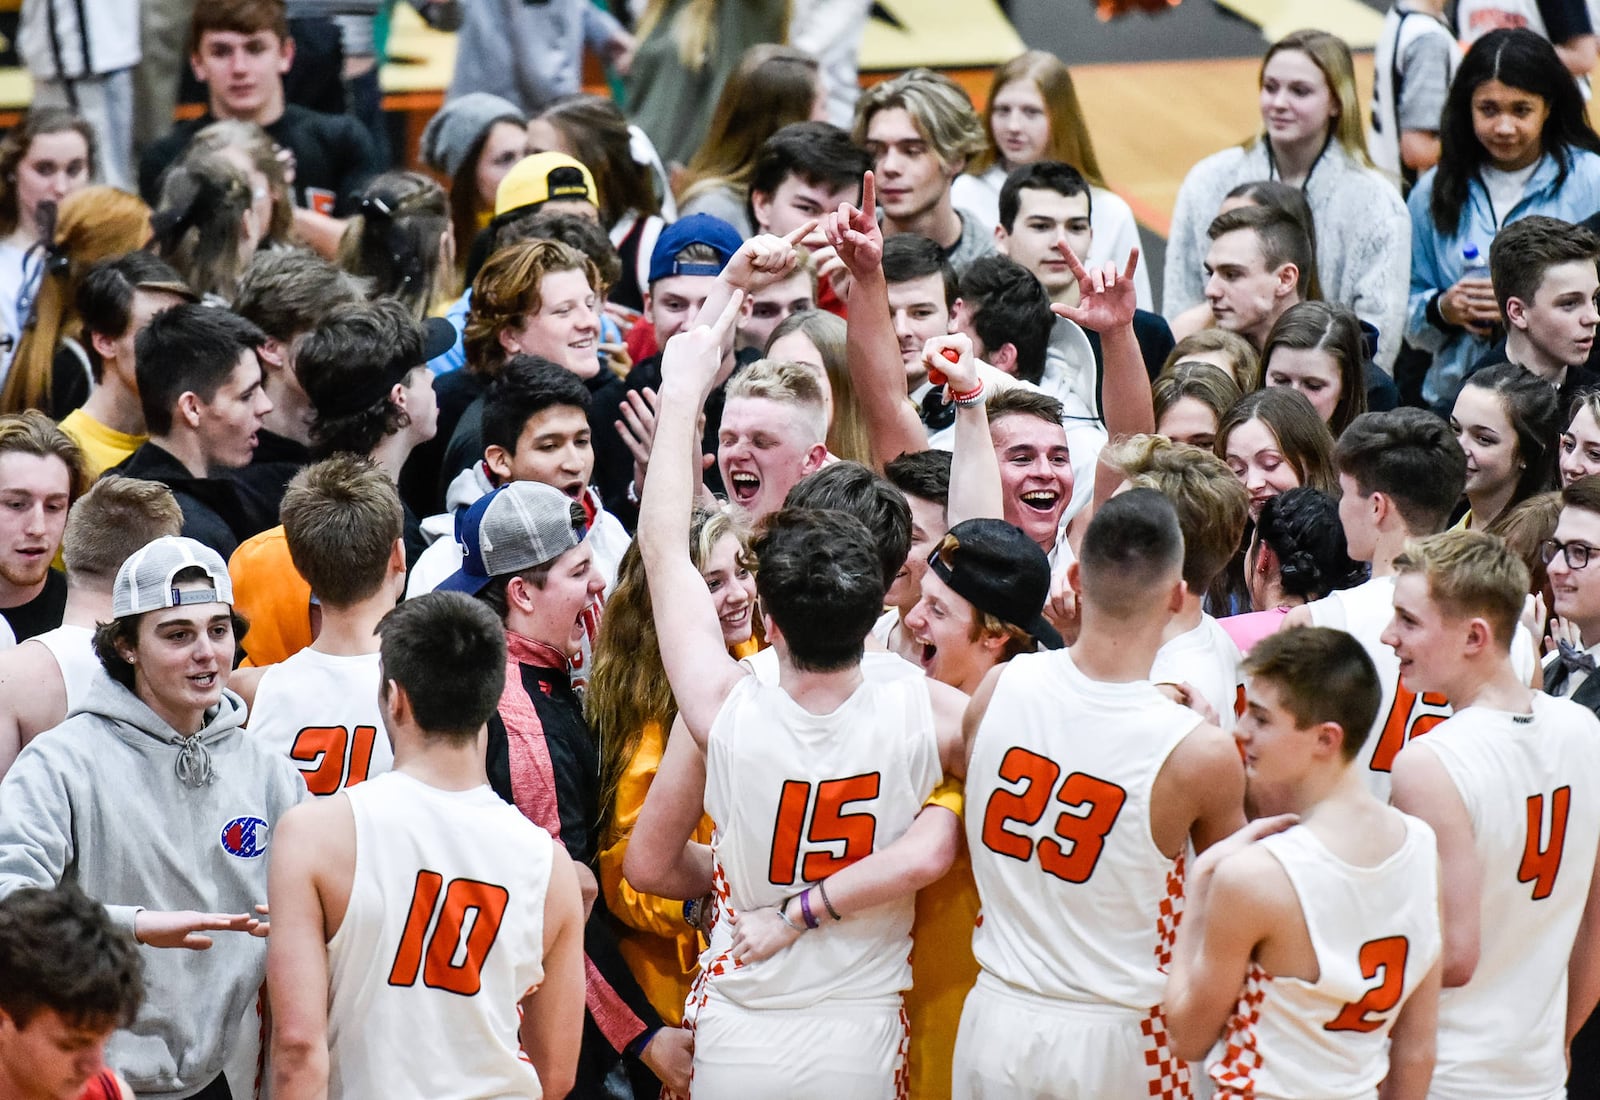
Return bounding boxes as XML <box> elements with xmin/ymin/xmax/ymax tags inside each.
<box><xmin>4</xmin><ymin>0</ymin><xmax>1600</xmax><ymax>1097</ymax></box>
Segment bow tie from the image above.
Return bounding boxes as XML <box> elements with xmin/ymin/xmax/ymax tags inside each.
<box><xmin>1558</xmin><ymin>640</ymin><xmax>1597</xmax><ymax>677</ymax></box>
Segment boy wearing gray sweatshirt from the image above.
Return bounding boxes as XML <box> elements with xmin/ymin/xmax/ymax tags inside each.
<box><xmin>0</xmin><ymin>536</ymin><xmax>305</xmax><ymax>1100</ymax></box>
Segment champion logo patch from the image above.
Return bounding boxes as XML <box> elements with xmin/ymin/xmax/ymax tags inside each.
<box><xmin>220</xmin><ymin>816</ymin><xmax>269</xmax><ymax>859</ymax></box>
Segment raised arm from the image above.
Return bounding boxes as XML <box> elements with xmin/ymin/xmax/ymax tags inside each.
<box><xmin>830</xmin><ymin>172</ymin><xmax>929</xmax><ymax>469</ymax></box>
<box><xmin>1051</xmin><ymin>239</ymin><xmax>1153</xmax><ymax>439</ymax></box>
<box><xmin>637</xmin><ymin>292</ymin><xmax>752</xmax><ymax>743</ymax></box>
<box><xmin>1390</xmin><ymin>743</ymin><xmax>1481</xmax><ymax>987</ymax></box>
<box><xmin>934</xmin><ymin>333</ymin><xmax>1003</xmax><ymax>527</ymax></box>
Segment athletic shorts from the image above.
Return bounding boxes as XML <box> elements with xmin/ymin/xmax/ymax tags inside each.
<box><xmin>951</xmin><ymin>971</ymin><xmax>1192</xmax><ymax>1099</ymax></box>
<box><xmin>690</xmin><ymin>989</ymin><xmax>908</xmax><ymax>1100</ymax></box>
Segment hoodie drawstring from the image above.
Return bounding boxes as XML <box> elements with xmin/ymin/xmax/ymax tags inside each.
<box><xmin>174</xmin><ymin>735</ymin><xmax>215</xmax><ymax>788</ymax></box>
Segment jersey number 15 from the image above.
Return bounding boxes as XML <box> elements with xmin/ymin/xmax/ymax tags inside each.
<box><xmin>768</xmin><ymin>774</ymin><xmax>881</xmax><ymax>886</ymax></box>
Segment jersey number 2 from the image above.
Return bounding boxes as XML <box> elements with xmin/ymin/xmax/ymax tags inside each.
<box><xmin>290</xmin><ymin>724</ymin><xmax>378</xmax><ymax>794</ymax></box>
<box><xmin>980</xmin><ymin>747</ymin><xmax>1126</xmax><ymax>884</ymax></box>
<box><xmin>1520</xmin><ymin>787</ymin><xmax>1572</xmax><ymax>901</ymax></box>
<box><xmin>1324</xmin><ymin>935</ymin><xmax>1409</xmax><ymax>1033</ymax></box>
<box><xmin>768</xmin><ymin>774</ymin><xmax>881</xmax><ymax>886</ymax></box>
<box><xmin>387</xmin><ymin>870</ymin><xmax>510</xmax><ymax>996</ymax></box>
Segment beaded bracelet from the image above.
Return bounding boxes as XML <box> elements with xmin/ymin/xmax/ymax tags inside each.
<box><xmin>951</xmin><ymin>381</ymin><xmax>985</xmax><ymax>408</ymax></box>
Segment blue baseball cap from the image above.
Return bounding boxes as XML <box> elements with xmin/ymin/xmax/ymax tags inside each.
<box><xmin>647</xmin><ymin>213</ymin><xmax>744</xmax><ymax>284</ymax></box>
<box><xmin>437</xmin><ymin>482</ymin><xmax>589</xmax><ymax>595</ymax></box>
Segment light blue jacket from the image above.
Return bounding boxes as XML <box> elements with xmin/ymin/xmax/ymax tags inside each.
<box><xmin>1407</xmin><ymin>148</ymin><xmax>1600</xmax><ymax>405</ymax></box>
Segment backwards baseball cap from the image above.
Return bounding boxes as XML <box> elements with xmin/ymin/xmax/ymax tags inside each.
<box><xmin>494</xmin><ymin>152</ymin><xmax>599</xmax><ymax>218</ymax></box>
<box><xmin>437</xmin><ymin>481</ymin><xmax>590</xmax><ymax>595</ymax></box>
<box><xmin>112</xmin><ymin>536</ymin><xmax>235</xmax><ymax>618</ymax></box>
<box><xmin>309</xmin><ymin>315</ymin><xmax>456</xmax><ymax>421</ymax></box>
<box><xmin>647</xmin><ymin>213</ymin><xmax>743</xmax><ymax>284</ymax></box>
<box><xmin>927</xmin><ymin>519</ymin><xmax>1063</xmax><ymax>650</ymax></box>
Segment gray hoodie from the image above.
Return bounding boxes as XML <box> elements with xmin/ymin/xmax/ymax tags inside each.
<box><xmin>0</xmin><ymin>671</ymin><xmax>306</xmax><ymax>1098</ymax></box>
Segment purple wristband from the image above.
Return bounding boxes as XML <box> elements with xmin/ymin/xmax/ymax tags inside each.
<box><xmin>799</xmin><ymin>887</ymin><xmax>820</xmax><ymax>930</ymax></box>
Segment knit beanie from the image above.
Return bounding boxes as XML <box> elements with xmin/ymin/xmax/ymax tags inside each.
<box><xmin>420</xmin><ymin>93</ymin><xmax>527</xmax><ymax>179</ymax></box>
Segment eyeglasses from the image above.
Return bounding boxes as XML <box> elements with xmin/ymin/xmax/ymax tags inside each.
<box><xmin>1540</xmin><ymin>538</ymin><xmax>1596</xmax><ymax>569</ymax></box>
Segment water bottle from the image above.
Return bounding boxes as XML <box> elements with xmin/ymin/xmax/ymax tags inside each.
<box><xmin>1462</xmin><ymin>242</ymin><xmax>1490</xmax><ymax>280</ymax></box>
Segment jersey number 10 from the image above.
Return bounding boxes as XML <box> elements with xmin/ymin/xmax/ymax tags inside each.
<box><xmin>981</xmin><ymin>747</ymin><xmax>1127</xmax><ymax>884</ymax></box>
<box><xmin>388</xmin><ymin>870</ymin><xmax>510</xmax><ymax>996</ymax></box>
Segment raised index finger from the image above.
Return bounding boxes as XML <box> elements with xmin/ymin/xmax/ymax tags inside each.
<box><xmin>861</xmin><ymin>170</ymin><xmax>875</xmax><ymax>215</ymax></box>
<box><xmin>708</xmin><ymin>289</ymin><xmax>745</xmax><ymax>344</ymax></box>
<box><xmin>1053</xmin><ymin>233</ymin><xmax>1090</xmax><ymax>283</ymax></box>
<box><xmin>1122</xmin><ymin>245</ymin><xmax>1142</xmax><ymax>282</ymax></box>
<box><xmin>783</xmin><ymin>219</ymin><xmax>819</xmax><ymax>247</ymax></box>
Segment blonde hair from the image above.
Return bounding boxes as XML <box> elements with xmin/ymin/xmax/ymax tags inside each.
<box><xmin>677</xmin><ymin>45</ymin><xmax>819</xmax><ymax>204</ymax></box>
<box><xmin>634</xmin><ymin>0</ymin><xmax>792</xmax><ymax>72</ymax></box>
<box><xmin>725</xmin><ymin>358</ymin><xmax>828</xmax><ymax>444</ymax></box>
<box><xmin>854</xmin><ymin>68</ymin><xmax>987</xmax><ymax>170</ymax></box>
<box><xmin>1256</xmin><ymin>29</ymin><xmax>1373</xmax><ymax>168</ymax></box>
<box><xmin>1392</xmin><ymin>530</ymin><xmax>1529</xmax><ymax>650</ymax></box>
<box><xmin>1162</xmin><ymin>328</ymin><xmax>1262</xmax><ymax>392</ymax></box>
<box><xmin>971</xmin><ymin>50</ymin><xmax>1105</xmax><ymax>185</ymax></box>
<box><xmin>62</xmin><ymin>476</ymin><xmax>183</xmax><ymax>584</ymax></box>
<box><xmin>2</xmin><ymin>187</ymin><xmax>152</xmax><ymax>414</ymax></box>
<box><xmin>0</xmin><ymin>410</ymin><xmax>86</xmax><ymax>501</ymax></box>
<box><xmin>189</xmin><ymin>119</ymin><xmax>294</xmax><ymax>243</ymax></box>
<box><xmin>767</xmin><ymin>309</ymin><xmax>871</xmax><ymax>465</ymax></box>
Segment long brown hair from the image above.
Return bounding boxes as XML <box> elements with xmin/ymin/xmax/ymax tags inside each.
<box><xmin>0</xmin><ymin>108</ymin><xmax>95</xmax><ymax>239</ymax></box>
<box><xmin>1</xmin><ymin>187</ymin><xmax>151</xmax><ymax>414</ymax></box>
<box><xmin>536</xmin><ymin>95</ymin><xmax>661</xmax><ymax>227</ymax></box>
<box><xmin>676</xmin><ymin>45</ymin><xmax>819</xmax><ymax>205</ymax></box>
<box><xmin>767</xmin><ymin>308</ymin><xmax>872</xmax><ymax>466</ymax></box>
<box><xmin>970</xmin><ymin>50</ymin><xmax>1105</xmax><ymax>185</ymax></box>
<box><xmin>589</xmin><ymin>509</ymin><xmax>750</xmax><ymax>843</ymax></box>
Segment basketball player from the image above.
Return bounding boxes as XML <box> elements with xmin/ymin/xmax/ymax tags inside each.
<box><xmin>239</xmin><ymin>456</ymin><xmax>406</xmax><ymax>793</ymax></box>
<box><xmin>1386</xmin><ymin>531</ymin><xmax>1600</xmax><ymax>1098</ymax></box>
<box><xmin>954</xmin><ymin>488</ymin><xmax>1245</xmax><ymax>1098</ymax></box>
<box><xmin>1164</xmin><ymin>627</ymin><xmax>1442</xmax><ymax>1098</ymax></box>
<box><xmin>0</xmin><ymin>477</ymin><xmax>181</xmax><ymax>777</ymax></box>
<box><xmin>1287</xmin><ymin>409</ymin><xmax>1471</xmax><ymax>800</ymax></box>
<box><xmin>630</xmin><ymin>291</ymin><xmax>968</xmax><ymax>1097</ymax></box>
<box><xmin>267</xmin><ymin>592</ymin><xmax>585</xmax><ymax>1099</ymax></box>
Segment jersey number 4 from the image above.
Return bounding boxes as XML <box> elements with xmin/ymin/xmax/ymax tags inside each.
<box><xmin>980</xmin><ymin>747</ymin><xmax>1127</xmax><ymax>884</ymax></box>
<box><xmin>388</xmin><ymin>871</ymin><xmax>510</xmax><ymax>996</ymax></box>
<box><xmin>291</xmin><ymin>724</ymin><xmax>379</xmax><ymax>794</ymax></box>
<box><xmin>1520</xmin><ymin>787</ymin><xmax>1572</xmax><ymax>901</ymax></box>
<box><xmin>1324</xmin><ymin>936</ymin><xmax>1409</xmax><ymax>1033</ymax></box>
<box><xmin>768</xmin><ymin>774</ymin><xmax>881</xmax><ymax>886</ymax></box>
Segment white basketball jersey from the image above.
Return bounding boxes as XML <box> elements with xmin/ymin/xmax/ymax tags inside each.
<box><xmin>31</xmin><ymin>624</ymin><xmax>95</xmax><ymax>713</ymax></box>
<box><xmin>1307</xmin><ymin>577</ymin><xmax>1536</xmax><ymax>802</ymax></box>
<box><xmin>966</xmin><ymin>649</ymin><xmax>1202</xmax><ymax>1009</ymax></box>
<box><xmin>701</xmin><ymin>670</ymin><xmax>942</xmax><ymax>1010</ymax></box>
<box><xmin>248</xmin><ymin>648</ymin><xmax>393</xmax><ymax>795</ymax></box>
<box><xmin>1207</xmin><ymin>817</ymin><xmax>1442</xmax><ymax>1099</ymax></box>
<box><xmin>1151</xmin><ymin>612</ymin><xmax>1243</xmax><ymax>733</ymax></box>
<box><xmin>327</xmin><ymin>771</ymin><xmax>553</xmax><ymax>1100</ymax></box>
<box><xmin>1419</xmin><ymin>697</ymin><xmax>1600</xmax><ymax>1098</ymax></box>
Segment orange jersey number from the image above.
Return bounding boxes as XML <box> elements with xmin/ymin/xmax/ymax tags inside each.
<box><xmin>387</xmin><ymin>870</ymin><xmax>510</xmax><ymax>996</ymax></box>
<box><xmin>981</xmin><ymin>747</ymin><xmax>1127</xmax><ymax>884</ymax></box>
<box><xmin>290</xmin><ymin>724</ymin><xmax>378</xmax><ymax>794</ymax></box>
<box><xmin>1324</xmin><ymin>935</ymin><xmax>1410</xmax><ymax>1034</ymax></box>
<box><xmin>767</xmin><ymin>773</ymin><xmax>882</xmax><ymax>886</ymax></box>
<box><xmin>1369</xmin><ymin>680</ymin><xmax>1449</xmax><ymax>773</ymax></box>
<box><xmin>1519</xmin><ymin>786</ymin><xmax>1572</xmax><ymax>901</ymax></box>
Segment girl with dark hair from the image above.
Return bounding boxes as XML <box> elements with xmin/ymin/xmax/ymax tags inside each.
<box><xmin>1154</xmin><ymin>361</ymin><xmax>1245</xmax><ymax>450</ymax></box>
<box><xmin>1217</xmin><ymin>385</ymin><xmax>1340</xmax><ymax>521</ymax></box>
<box><xmin>1450</xmin><ymin>359</ymin><xmax>1561</xmax><ymax>530</ymax></box>
<box><xmin>335</xmin><ymin>172</ymin><xmax>454</xmax><ymax>320</ymax></box>
<box><xmin>1222</xmin><ymin>486</ymin><xmax>1364</xmax><ymax>653</ymax></box>
<box><xmin>1165</xmin><ymin>30</ymin><xmax>1409</xmax><ymax>368</ymax></box>
<box><xmin>1261</xmin><ymin>300</ymin><xmax>1369</xmax><ymax>435</ymax></box>
<box><xmin>1407</xmin><ymin>28</ymin><xmax>1600</xmax><ymax>409</ymax></box>
<box><xmin>0</xmin><ymin>108</ymin><xmax>94</xmax><ymax>386</ymax></box>
<box><xmin>419</xmin><ymin>93</ymin><xmax>530</xmax><ymax>284</ymax></box>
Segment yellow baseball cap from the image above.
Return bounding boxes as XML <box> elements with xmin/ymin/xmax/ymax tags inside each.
<box><xmin>494</xmin><ymin>152</ymin><xmax>599</xmax><ymax>217</ymax></box>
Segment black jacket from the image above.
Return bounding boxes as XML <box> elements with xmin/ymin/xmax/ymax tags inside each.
<box><xmin>109</xmin><ymin>443</ymin><xmax>276</xmax><ymax>560</ymax></box>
